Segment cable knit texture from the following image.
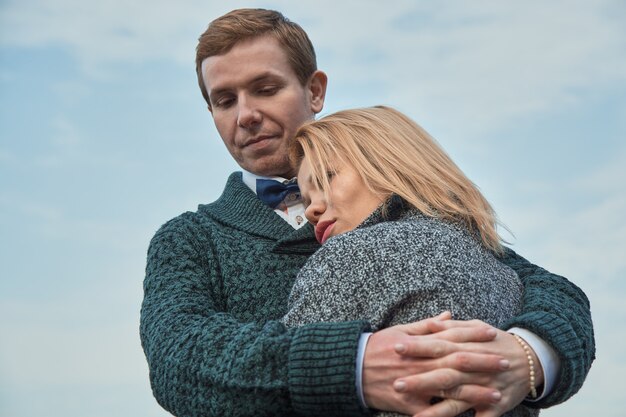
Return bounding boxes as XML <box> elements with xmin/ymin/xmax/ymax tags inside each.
<box><xmin>499</xmin><ymin>250</ymin><xmax>595</xmax><ymax>408</ymax></box>
<box><xmin>140</xmin><ymin>173</ymin><xmax>594</xmax><ymax>417</ymax></box>
<box><xmin>141</xmin><ymin>173</ymin><xmax>370</xmax><ymax>417</ymax></box>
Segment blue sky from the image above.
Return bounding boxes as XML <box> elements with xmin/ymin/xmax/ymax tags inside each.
<box><xmin>1</xmin><ymin>1</ymin><xmax>624</xmax><ymax>416</ymax></box>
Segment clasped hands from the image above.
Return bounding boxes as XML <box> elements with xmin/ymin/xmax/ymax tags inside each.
<box><xmin>363</xmin><ymin>312</ymin><xmax>544</xmax><ymax>417</ymax></box>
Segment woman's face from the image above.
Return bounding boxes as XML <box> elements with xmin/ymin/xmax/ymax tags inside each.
<box><xmin>298</xmin><ymin>158</ymin><xmax>385</xmax><ymax>244</ymax></box>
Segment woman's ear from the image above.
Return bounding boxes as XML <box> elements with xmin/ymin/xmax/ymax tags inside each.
<box><xmin>308</xmin><ymin>70</ymin><xmax>328</xmax><ymax>114</ymax></box>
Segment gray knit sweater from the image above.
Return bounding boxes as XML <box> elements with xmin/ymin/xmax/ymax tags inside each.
<box><xmin>284</xmin><ymin>198</ymin><xmax>523</xmax><ymax>329</ymax></box>
<box><xmin>283</xmin><ymin>197</ymin><xmax>536</xmax><ymax>417</ymax></box>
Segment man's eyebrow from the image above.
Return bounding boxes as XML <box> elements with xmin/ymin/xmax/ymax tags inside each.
<box><xmin>249</xmin><ymin>72</ymin><xmax>284</xmax><ymax>85</ymax></box>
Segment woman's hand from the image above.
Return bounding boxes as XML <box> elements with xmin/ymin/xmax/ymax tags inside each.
<box><xmin>393</xmin><ymin>320</ymin><xmax>544</xmax><ymax>417</ymax></box>
<box><xmin>362</xmin><ymin>313</ymin><xmax>512</xmax><ymax>415</ymax></box>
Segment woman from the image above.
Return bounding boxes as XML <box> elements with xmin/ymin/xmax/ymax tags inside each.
<box><xmin>281</xmin><ymin>106</ymin><xmax>537</xmax><ymax>417</ymax></box>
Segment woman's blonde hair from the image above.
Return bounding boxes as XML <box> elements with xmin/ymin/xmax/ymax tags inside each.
<box><xmin>290</xmin><ymin>106</ymin><xmax>505</xmax><ymax>253</ymax></box>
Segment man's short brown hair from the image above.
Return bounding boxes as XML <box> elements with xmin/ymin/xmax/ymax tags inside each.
<box><xmin>196</xmin><ymin>8</ymin><xmax>318</xmax><ymax>106</ymax></box>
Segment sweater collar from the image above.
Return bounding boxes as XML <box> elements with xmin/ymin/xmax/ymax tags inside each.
<box><xmin>201</xmin><ymin>172</ymin><xmax>318</xmax><ymax>254</ymax></box>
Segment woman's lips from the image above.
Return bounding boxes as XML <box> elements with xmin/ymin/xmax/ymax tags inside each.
<box><xmin>315</xmin><ymin>221</ymin><xmax>336</xmax><ymax>244</ymax></box>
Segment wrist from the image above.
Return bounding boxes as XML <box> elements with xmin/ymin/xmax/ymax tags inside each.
<box><xmin>508</xmin><ymin>327</ymin><xmax>561</xmax><ymax>402</ymax></box>
<box><xmin>510</xmin><ymin>333</ymin><xmax>543</xmax><ymax>399</ymax></box>
<box><xmin>362</xmin><ymin>329</ymin><xmax>411</xmax><ymax>413</ymax></box>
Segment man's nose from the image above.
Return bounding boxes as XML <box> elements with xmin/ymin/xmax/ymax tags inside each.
<box><xmin>237</xmin><ymin>95</ymin><xmax>262</xmax><ymax>129</ymax></box>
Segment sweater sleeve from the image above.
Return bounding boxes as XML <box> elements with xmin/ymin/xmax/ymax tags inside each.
<box><xmin>139</xmin><ymin>218</ymin><xmax>371</xmax><ymax>417</ymax></box>
<box><xmin>498</xmin><ymin>247</ymin><xmax>595</xmax><ymax>408</ymax></box>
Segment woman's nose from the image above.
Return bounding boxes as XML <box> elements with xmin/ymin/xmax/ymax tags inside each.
<box><xmin>304</xmin><ymin>194</ymin><xmax>325</xmax><ymax>225</ymax></box>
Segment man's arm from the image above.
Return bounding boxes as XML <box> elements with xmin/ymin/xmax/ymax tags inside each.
<box><xmin>140</xmin><ymin>218</ymin><xmax>370</xmax><ymax>417</ymax></box>
<box><xmin>499</xmin><ymin>247</ymin><xmax>595</xmax><ymax>407</ymax></box>
<box><xmin>391</xmin><ymin>247</ymin><xmax>595</xmax><ymax>417</ymax></box>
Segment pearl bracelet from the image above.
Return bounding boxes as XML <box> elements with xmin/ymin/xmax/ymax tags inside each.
<box><xmin>512</xmin><ymin>333</ymin><xmax>538</xmax><ymax>399</ymax></box>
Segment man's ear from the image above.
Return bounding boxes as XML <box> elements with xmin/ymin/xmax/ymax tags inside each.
<box><xmin>308</xmin><ymin>70</ymin><xmax>328</xmax><ymax>114</ymax></box>
<box><xmin>207</xmin><ymin>104</ymin><xmax>213</xmax><ymax>115</ymax></box>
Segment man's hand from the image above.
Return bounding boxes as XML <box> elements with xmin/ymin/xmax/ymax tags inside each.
<box><xmin>362</xmin><ymin>313</ymin><xmax>510</xmax><ymax>415</ymax></box>
<box><xmin>394</xmin><ymin>319</ymin><xmax>545</xmax><ymax>417</ymax></box>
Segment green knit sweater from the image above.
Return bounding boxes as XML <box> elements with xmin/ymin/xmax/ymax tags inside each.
<box><xmin>140</xmin><ymin>172</ymin><xmax>594</xmax><ymax>417</ymax></box>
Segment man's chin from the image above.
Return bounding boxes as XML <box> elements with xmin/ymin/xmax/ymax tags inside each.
<box><xmin>242</xmin><ymin>161</ymin><xmax>296</xmax><ymax>179</ymax></box>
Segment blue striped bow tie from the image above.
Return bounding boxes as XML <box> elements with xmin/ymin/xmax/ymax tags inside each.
<box><xmin>256</xmin><ymin>179</ymin><xmax>300</xmax><ymax>208</ymax></box>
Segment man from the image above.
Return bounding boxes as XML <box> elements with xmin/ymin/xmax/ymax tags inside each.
<box><xmin>140</xmin><ymin>8</ymin><xmax>594</xmax><ymax>417</ymax></box>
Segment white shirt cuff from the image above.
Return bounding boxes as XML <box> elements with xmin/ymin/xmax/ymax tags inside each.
<box><xmin>356</xmin><ymin>332</ymin><xmax>373</xmax><ymax>408</ymax></box>
<box><xmin>508</xmin><ymin>327</ymin><xmax>561</xmax><ymax>401</ymax></box>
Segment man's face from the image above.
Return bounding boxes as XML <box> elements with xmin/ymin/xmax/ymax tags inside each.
<box><xmin>201</xmin><ymin>36</ymin><xmax>326</xmax><ymax>178</ymax></box>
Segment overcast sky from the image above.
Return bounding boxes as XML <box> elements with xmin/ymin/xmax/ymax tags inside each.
<box><xmin>1</xmin><ymin>1</ymin><xmax>625</xmax><ymax>416</ymax></box>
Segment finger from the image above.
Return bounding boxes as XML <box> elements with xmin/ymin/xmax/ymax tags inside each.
<box><xmin>442</xmin><ymin>352</ymin><xmax>509</xmax><ymax>373</ymax></box>
<box><xmin>395</xmin><ymin>338</ymin><xmax>455</xmax><ymax>357</ymax></box>
<box><xmin>430</xmin><ymin>318</ymin><xmax>490</xmax><ymax>329</ymax></box>
<box><xmin>436</xmin><ymin>311</ymin><xmax>452</xmax><ymax>321</ymax></box>
<box><xmin>395</xmin><ymin>333</ymin><xmax>504</xmax><ymax>361</ymax></box>
<box><xmin>438</xmin><ymin>385</ymin><xmax>501</xmax><ymax>404</ymax></box>
<box><xmin>395</xmin><ymin>312</ymin><xmax>453</xmax><ymax>336</ymax></box>
<box><xmin>394</xmin><ymin>369</ymin><xmax>500</xmax><ymax>402</ymax></box>
<box><xmin>425</xmin><ymin>326</ymin><xmax>497</xmax><ymax>343</ymax></box>
<box><xmin>426</xmin><ymin>321</ymin><xmax>497</xmax><ymax>341</ymax></box>
<box><xmin>413</xmin><ymin>399</ymin><xmax>474</xmax><ymax>417</ymax></box>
